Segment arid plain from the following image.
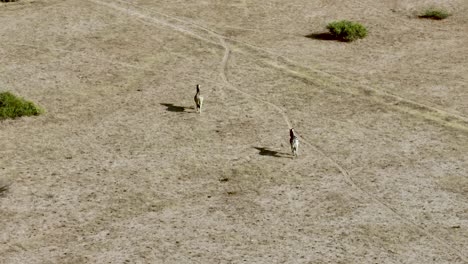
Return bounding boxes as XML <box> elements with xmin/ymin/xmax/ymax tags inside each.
<box><xmin>1</xmin><ymin>0</ymin><xmax>467</xmax><ymax>263</ymax></box>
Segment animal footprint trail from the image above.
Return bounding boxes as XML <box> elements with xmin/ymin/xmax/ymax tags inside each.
<box><xmin>88</xmin><ymin>0</ymin><xmax>220</xmax><ymax>46</ymax></box>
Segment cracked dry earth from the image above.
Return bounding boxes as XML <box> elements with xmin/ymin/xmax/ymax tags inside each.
<box><xmin>1</xmin><ymin>0</ymin><xmax>468</xmax><ymax>263</ymax></box>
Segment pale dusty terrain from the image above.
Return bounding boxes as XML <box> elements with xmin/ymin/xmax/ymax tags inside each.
<box><xmin>1</xmin><ymin>0</ymin><xmax>467</xmax><ymax>263</ymax></box>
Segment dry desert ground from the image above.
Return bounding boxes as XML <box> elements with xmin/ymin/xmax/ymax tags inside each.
<box><xmin>1</xmin><ymin>0</ymin><xmax>468</xmax><ymax>263</ymax></box>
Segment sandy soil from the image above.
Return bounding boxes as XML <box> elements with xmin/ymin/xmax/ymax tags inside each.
<box><xmin>1</xmin><ymin>0</ymin><xmax>467</xmax><ymax>263</ymax></box>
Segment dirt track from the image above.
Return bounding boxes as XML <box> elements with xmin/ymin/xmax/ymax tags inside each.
<box><xmin>1</xmin><ymin>0</ymin><xmax>467</xmax><ymax>263</ymax></box>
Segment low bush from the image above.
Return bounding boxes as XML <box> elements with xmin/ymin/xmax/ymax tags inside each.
<box><xmin>419</xmin><ymin>8</ymin><xmax>450</xmax><ymax>20</ymax></box>
<box><xmin>0</xmin><ymin>91</ymin><xmax>44</xmax><ymax>119</ymax></box>
<box><xmin>326</xmin><ymin>20</ymin><xmax>367</xmax><ymax>42</ymax></box>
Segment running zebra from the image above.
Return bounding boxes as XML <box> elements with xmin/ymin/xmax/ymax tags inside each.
<box><xmin>194</xmin><ymin>84</ymin><xmax>204</xmax><ymax>114</ymax></box>
<box><xmin>290</xmin><ymin>128</ymin><xmax>299</xmax><ymax>157</ymax></box>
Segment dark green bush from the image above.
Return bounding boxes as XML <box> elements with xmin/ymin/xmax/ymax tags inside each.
<box><xmin>0</xmin><ymin>92</ymin><xmax>44</xmax><ymax>119</ymax></box>
<box><xmin>419</xmin><ymin>8</ymin><xmax>450</xmax><ymax>20</ymax></box>
<box><xmin>326</xmin><ymin>20</ymin><xmax>367</xmax><ymax>42</ymax></box>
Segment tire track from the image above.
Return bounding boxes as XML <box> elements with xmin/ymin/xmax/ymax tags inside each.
<box><xmin>87</xmin><ymin>0</ymin><xmax>219</xmax><ymax>47</ymax></box>
<box><xmin>86</xmin><ymin>0</ymin><xmax>468</xmax><ymax>261</ymax></box>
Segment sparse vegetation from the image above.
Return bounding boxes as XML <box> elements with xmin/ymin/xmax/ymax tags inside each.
<box><xmin>0</xmin><ymin>181</ymin><xmax>10</xmax><ymax>197</ymax></box>
<box><xmin>419</xmin><ymin>8</ymin><xmax>450</xmax><ymax>20</ymax></box>
<box><xmin>326</xmin><ymin>20</ymin><xmax>367</xmax><ymax>42</ymax></box>
<box><xmin>0</xmin><ymin>92</ymin><xmax>44</xmax><ymax>119</ymax></box>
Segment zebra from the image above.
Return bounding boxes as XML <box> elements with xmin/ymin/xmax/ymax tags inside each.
<box><xmin>290</xmin><ymin>128</ymin><xmax>299</xmax><ymax>157</ymax></box>
<box><xmin>194</xmin><ymin>84</ymin><xmax>204</xmax><ymax>113</ymax></box>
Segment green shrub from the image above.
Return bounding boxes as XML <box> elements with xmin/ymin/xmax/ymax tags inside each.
<box><xmin>0</xmin><ymin>92</ymin><xmax>44</xmax><ymax>119</ymax></box>
<box><xmin>419</xmin><ymin>8</ymin><xmax>450</xmax><ymax>20</ymax></box>
<box><xmin>326</xmin><ymin>20</ymin><xmax>367</xmax><ymax>42</ymax></box>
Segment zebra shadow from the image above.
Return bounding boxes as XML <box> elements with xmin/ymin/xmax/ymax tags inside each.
<box><xmin>160</xmin><ymin>103</ymin><xmax>192</xmax><ymax>113</ymax></box>
<box><xmin>254</xmin><ymin>147</ymin><xmax>290</xmax><ymax>158</ymax></box>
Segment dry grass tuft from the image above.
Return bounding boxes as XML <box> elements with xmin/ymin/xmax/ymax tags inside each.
<box><xmin>0</xmin><ymin>180</ymin><xmax>11</xmax><ymax>197</ymax></box>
